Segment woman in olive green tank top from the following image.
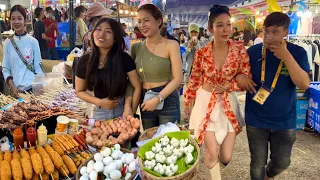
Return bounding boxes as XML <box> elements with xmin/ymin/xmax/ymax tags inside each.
<box><xmin>129</xmin><ymin>4</ymin><xmax>182</xmax><ymax>130</ymax></box>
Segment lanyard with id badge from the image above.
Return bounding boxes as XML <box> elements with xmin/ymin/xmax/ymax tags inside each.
<box><xmin>253</xmin><ymin>41</ymin><xmax>286</xmax><ymax>105</ymax></box>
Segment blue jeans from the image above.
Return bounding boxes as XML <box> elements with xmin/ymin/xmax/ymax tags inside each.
<box><xmin>246</xmin><ymin>125</ymin><xmax>296</xmax><ymax>180</ymax></box>
<box><xmin>87</xmin><ymin>97</ymin><xmax>124</xmax><ymax>120</ymax></box>
<box><xmin>48</xmin><ymin>47</ymin><xmax>58</xmax><ymax>60</ymax></box>
<box><xmin>140</xmin><ymin>85</ymin><xmax>180</xmax><ymax>130</ymax></box>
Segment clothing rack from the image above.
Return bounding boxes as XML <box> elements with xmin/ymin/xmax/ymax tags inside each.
<box><xmin>287</xmin><ymin>34</ymin><xmax>320</xmax><ymax>82</ymax></box>
<box><xmin>287</xmin><ymin>34</ymin><xmax>320</xmax><ymax>40</ymax></box>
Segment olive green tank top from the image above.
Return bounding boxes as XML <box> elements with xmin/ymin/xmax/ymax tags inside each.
<box><xmin>132</xmin><ymin>41</ymin><xmax>172</xmax><ymax>82</ymax></box>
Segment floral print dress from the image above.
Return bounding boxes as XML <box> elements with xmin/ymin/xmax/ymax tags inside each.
<box><xmin>184</xmin><ymin>40</ymin><xmax>252</xmax><ymax>145</ymax></box>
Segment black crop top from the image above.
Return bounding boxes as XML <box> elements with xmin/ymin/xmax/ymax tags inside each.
<box><xmin>76</xmin><ymin>52</ymin><xmax>136</xmax><ymax>98</ymax></box>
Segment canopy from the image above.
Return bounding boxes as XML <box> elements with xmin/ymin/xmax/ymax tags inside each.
<box><xmin>165</xmin><ymin>0</ymin><xmax>247</xmax><ymax>14</ymax></box>
<box><xmin>165</xmin><ymin>0</ymin><xmax>247</xmax><ymax>28</ymax></box>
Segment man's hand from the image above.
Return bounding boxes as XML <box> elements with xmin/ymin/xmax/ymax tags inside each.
<box><xmin>98</xmin><ymin>98</ymin><xmax>119</xmax><ymax>110</ymax></box>
<box><xmin>235</xmin><ymin>74</ymin><xmax>257</xmax><ymax>93</ymax></box>
<box><xmin>268</xmin><ymin>40</ymin><xmax>292</xmax><ymax>61</ymax></box>
<box><xmin>187</xmin><ymin>40</ymin><xmax>197</xmax><ymax>49</ymax></box>
<box><xmin>10</xmin><ymin>86</ymin><xmax>20</xmax><ymax>98</ymax></box>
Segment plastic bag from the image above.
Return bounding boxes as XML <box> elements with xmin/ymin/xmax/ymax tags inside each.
<box><xmin>52</xmin><ymin>62</ymin><xmax>66</xmax><ymax>73</ymax></box>
<box><xmin>136</xmin><ymin>122</ymin><xmax>180</xmax><ymax>147</ymax></box>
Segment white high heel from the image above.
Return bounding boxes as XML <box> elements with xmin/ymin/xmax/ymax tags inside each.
<box><xmin>209</xmin><ymin>163</ymin><xmax>221</xmax><ymax>180</ymax></box>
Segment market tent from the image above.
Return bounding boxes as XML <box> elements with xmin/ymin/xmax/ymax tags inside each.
<box><xmin>165</xmin><ymin>0</ymin><xmax>247</xmax><ymax>14</ymax></box>
<box><xmin>165</xmin><ymin>0</ymin><xmax>247</xmax><ymax>27</ymax></box>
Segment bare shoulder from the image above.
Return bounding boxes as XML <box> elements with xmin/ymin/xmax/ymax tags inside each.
<box><xmin>166</xmin><ymin>39</ymin><xmax>180</xmax><ymax>49</ymax></box>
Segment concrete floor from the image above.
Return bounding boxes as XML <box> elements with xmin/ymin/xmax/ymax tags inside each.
<box><xmin>179</xmin><ymin>93</ymin><xmax>320</xmax><ymax>180</ymax></box>
<box><xmin>190</xmin><ymin>129</ymin><xmax>320</xmax><ymax>180</ymax></box>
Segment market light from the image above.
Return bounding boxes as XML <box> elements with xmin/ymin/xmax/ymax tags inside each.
<box><xmin>255</xmin><ymin>11</ymin><xmax>260</xmax><ymax>15</ymax></box>
<box><xmin>125</xmin><ymin>10</ymin><xmax>129</xmax><ymax>14</ymax></box>
<box><xmin>128</xmin><ymin>23</ymin><xmax>132</xmax><ymax>26</ymax></box>
<box><xmin>119</xmin><ymin>10</ymin><xmax>123</xmax><ymax>14</ymax></box>
<box><xmin>230</xmin><ymin>17</ymin><xmax>235</xmax><ymax>23</ymax></box>
<box><xmin>135</xmin><ymin>12</ymin><xmax>138</xmax><ymax>15</ymax></box>
<box><xmin>130</xmin><ymin>11</ymin><xmax>134</xmax><ymax>15</ymax></box>
<box><xmin>283</xmin><ymin>10</ymin><xmax>287</xmax><ymax>14</ymax></box>
<box><xmin>257</xmin><ymin>17</ymin><xmax>263</xmax><ymax>23</ymax></box>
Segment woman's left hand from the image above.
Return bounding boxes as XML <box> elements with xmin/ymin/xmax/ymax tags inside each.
<box><xmin>215</xmin><ymin>83</ymin><xmax>231</xmax><ymax>94</ymax></box>
<box><xmin>141</xmin><ymin>97</ymin><xmax>159</xmax><ymax>112</ymax></box>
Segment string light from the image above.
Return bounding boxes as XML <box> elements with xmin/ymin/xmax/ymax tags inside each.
<box><xmin>255</xmin><ymin>11</ymin><xmax>260</xmax><ymax>15</ymax></box>
<box><xmin>119</xmin><ymin>10</ymin><xmax>123</xmax><ymax>14</ymax></box>
<box><xmin>130</xmin><ymin>11</ymin><xmax>134</xmax><ymax>15</ymax></box>
<box><xmin>125</xmin><ymin>10</ymin><xmax>129</xmax><ymax>14</ymax></box>
<box><xmin>230</xmin><ymin>17</ymin><xmax>235</xmax><ymax>23</ymax></box>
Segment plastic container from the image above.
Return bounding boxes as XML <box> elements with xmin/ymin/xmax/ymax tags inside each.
<box><xmin>32</xmin><ymin>72</ymin><xmax>65</xmax><ymax>96</ymax></box>
<box><xmin>26</xmin><ymin>127</ymin><xmax>37</xmax><ymax>147</ymax></box>
<box><xmin>55</xmin><ymin>128</ymin><xmax>67</xmax><ymax>138</ymax></box>
<box><xmin>13</xmin><ymin>128</ymin><xmax>24</xmax><ymax>149</ymax></box>
<box><xmin>37</xmin><ymin>124</ymin><xmax>48</xmax><ymax>145</ymax></box>
<box><xmin>57</xmin><ymin>116</ymin><xmax>70</xmax><ymax>132</ymax></box>
<box><xmin>69</xmin><ymin>119</ymin><xmax>79</xmax><ymax>130</ymax></box>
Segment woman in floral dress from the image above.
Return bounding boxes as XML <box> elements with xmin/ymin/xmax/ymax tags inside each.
<box><xmin>184</xmin><ymin>5</ymin><xmax>252</xmax><ymax>180</ymax></box>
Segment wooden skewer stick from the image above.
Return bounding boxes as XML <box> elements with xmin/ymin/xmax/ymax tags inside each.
<box><xmin>61</xmin><ymin>168</ymin><xmax>71</xmax><ymax>180</ymax></box>
<box><xmin>39</xmin><ymin>174</ymin><xmax>43</xmax><ymax>180</ymax></box>
<box><xmin>50</xmin><ymin>174</ymin><xmax>54</xmax><ymax>180</ymax></box>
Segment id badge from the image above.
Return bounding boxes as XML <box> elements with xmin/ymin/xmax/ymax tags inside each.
<box><xmin>252</xmin><ymin>86</ymin><xmax>271</xmax><ymax>105</ymax></box>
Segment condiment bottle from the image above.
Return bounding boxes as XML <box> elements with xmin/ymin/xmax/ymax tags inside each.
<box><xmin>37</xmin><ymin>124</ymin><xmax>47</xmax><ymax>145</ymax></box>
<box><xmin>13</xmin><ymin>128</ymin><xmax>24</xmax><ymax>149</ymax></box>
<box><xmin>27</xmin><ymin>127</ymin><xmax>37</xmax><ymax>147</ymax></box>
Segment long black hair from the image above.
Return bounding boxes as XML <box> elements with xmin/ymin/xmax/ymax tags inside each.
<box><xmin>86</xmin><ymin>18</ymin><xmax>127</xmax><ymax>99</ymax></box>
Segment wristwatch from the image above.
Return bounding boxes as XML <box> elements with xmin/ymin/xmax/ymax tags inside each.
<box><xmin>158</xmin><ymin>94</ymin><xmax>164</xmax><ymax>103</ymax></box>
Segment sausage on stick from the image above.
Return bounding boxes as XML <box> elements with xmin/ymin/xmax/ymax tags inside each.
<box><xmin>21</xmin><ymin>157</ymin><xmax>33</xmax><ymax>180</ymax></box>
<box><xmin>0</xmin><ymin>160</ymin><xmax>12</xmax><ymax>180</ymax></box>
<box><xmin>29</xmin><ymin>147</ymin><xmax>37</xmax><ymax>156</ymax></box>
<box><xmin>52</xmin><ymin>169</ymin><xmax>59</xmax><ymax>180</ymax></box>
<box><xmin>58</xmin><ymin>163</ymin><xmax>69</xmax><ymax>177</ymax></box>
<box><xmin>62</xmin><ymin>155</ymin><xmax>77</xmax><ymax>174</ymax></box>
<box><xmin>12</xmin><ymin>150</ymin><xmax>21</xmax><ymax>160</ymax></box>
<box><xmin>20</xmin><ymin>149</ymin><xmax>31</xmax><ymax>159</ymax></box>
<box><xmin>11</xmin><ymin>159</ymin><xmax>23</xmax><ymax>180</ymax></box>
<box><xmin>0</xmin><ymin>151</ymin><xmax>3</xmax><ymax>161</ymax></box>
<box><xmin>31</xmin><ymin>153</ymin><xmax>44</xmax><ymax>175</ymax></box>
<box><xmin>3</xmin><ymin>151</ymin><xmax>12</xmax><ymax>161</ymax></box>
<box><xmin>51</xmin><ymin>142</ymin><xmax>64</xmax><ymax>156</ymax></box>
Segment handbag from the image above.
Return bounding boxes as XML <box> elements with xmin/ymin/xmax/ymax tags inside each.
<box><xmin>10</xmin><ymin>37</ymin><xmax>36</xmax><ymax>74</ymax></box>
<box><xmin>139</xmin><ymin>41</ymin><xmax>164</xmax><ymax>110</ymax></box>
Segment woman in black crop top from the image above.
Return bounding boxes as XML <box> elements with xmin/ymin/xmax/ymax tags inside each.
<box><xmin>75</xmin><ymin>18</ymin><xmax>141</xmax><ymax>120</ymax></box>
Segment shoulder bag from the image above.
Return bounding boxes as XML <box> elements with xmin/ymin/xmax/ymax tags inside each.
<box><xmin>10</xmin><ymin>37</ymin><xmax>36</xmax><ymax>74</ymax></box>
